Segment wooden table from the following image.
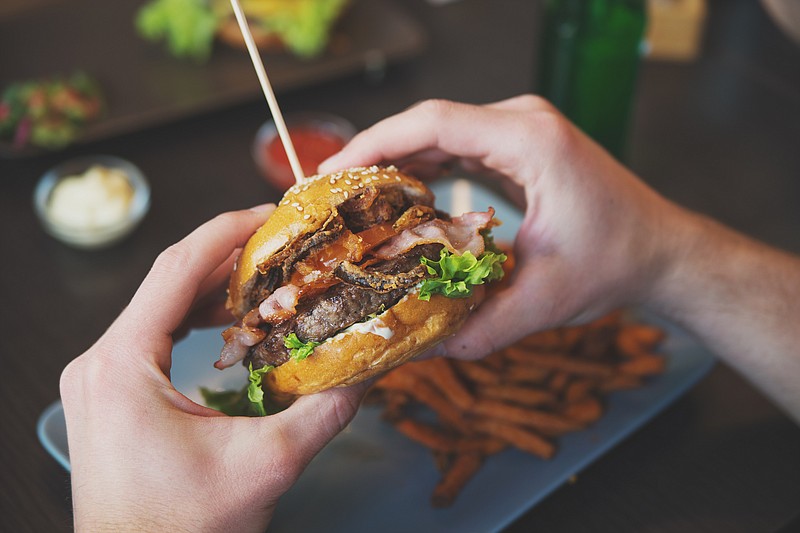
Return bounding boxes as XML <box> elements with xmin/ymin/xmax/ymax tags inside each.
<box><xmin>1</xmin><ymin>1</ymin><xmax>799</xmax><ymax>531</ymax></box>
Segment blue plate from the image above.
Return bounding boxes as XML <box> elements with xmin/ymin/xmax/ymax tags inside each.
<box><xmin>38</xmin><ymin>178</ymin><xmax>716</xmax><ymax>532</ymax></box>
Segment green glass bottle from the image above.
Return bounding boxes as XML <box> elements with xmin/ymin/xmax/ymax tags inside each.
<box><xmin>536</xmin><ymin>0</ymin><xmax>646</xmax><ymax>160</ymax></box>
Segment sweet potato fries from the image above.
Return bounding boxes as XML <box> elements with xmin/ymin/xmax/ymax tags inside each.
<box><xmin>366</xmin><ymin>311</ymin><xmax>667</xmax><ymax>507</ymax></box>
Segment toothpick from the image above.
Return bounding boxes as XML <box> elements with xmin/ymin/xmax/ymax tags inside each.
<box><xmin>229</xmin><ymin>0</ymin><xmax>305</xmax><ymax>184</ymax></box>
<box><xmin>451</xmin><ymin>178</ymin><xmax>473</xmax><ymax>216</ymax></box>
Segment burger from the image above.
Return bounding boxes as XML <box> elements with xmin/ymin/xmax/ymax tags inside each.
<box><xmin>215</xmin><ymin>166</ymin><xmax>506</xmax><ymax>411</ymax></box>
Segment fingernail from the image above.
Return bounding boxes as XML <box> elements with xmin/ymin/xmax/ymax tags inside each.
<box><xmin>318</xmin><ymin>153</ymin><xmax>342</xmax><ymax>174</ymax></box>
<box><xmin>249</xmin><ymin>203</ymin><xmax>275</xmax><ymax>214</ymax></box>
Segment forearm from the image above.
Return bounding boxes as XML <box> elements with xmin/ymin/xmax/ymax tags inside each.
<box><xmin>646</xmin><ymin>206</ymin><xmax>800</xmax><ymax>423</ymax></box>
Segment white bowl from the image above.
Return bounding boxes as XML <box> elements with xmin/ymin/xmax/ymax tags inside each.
<box><xmin>33</xmin><ymin>155</ymin><xmax>151</xmax><ymax>249</ymax></box>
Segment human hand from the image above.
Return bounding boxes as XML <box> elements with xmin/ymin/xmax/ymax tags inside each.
<box><xmin>320</xmin><ymin>95</ymin><xmax>685</xmax><ymax>360</ymax></box>
<box><xmin>60</xmin><ymin>205</ymin><xmax>367</xmax><ymax>532</ymax></box>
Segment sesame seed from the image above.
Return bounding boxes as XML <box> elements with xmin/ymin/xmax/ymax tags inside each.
<box><xmin>344</xmin><ymin>191</ymin><xmax>349</xmax><ymax>199</ymax></box>
<box><xmin>303</xmin><ymin>214</ymin><xmax>311</xmax><ymax>220</ymax></box>
<box><xmin>297</xmin><ymin>206</ymin><xmax>304</xmax><ymax>212</ymax></box>
<box><xmin>344</xmin><ymin>180</ymin><xmax>351</xmax><ymax>185</ymax></box>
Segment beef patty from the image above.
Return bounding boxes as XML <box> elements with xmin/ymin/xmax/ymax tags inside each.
<box><xmin>247</xmin><ymin>244</ymin><xmax>442</xmax><ymax>368</ymax></box>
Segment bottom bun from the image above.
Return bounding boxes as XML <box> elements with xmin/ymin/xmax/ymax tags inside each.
<box><xmin>265</xmin><ymin>288</ymin><xmax>484</xmax><ymax>399</ymax></box>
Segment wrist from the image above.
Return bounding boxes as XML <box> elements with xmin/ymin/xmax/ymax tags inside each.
<box><xmin>72</xmin><ymin>479</ymin><xmax>274</xmax><ymax>533</ymax></box>
<box><xmin>636</xmin><ymin>203</ymin><xmax>717</xmax><ymax>322</ymax></box>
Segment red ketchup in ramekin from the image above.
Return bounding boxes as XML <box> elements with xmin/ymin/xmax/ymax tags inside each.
<box><xmin>254</xmin><ymin>113</ymin><xmax>356</xmax><ymax>191</ymax></box>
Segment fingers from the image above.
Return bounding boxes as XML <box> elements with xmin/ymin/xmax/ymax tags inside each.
<box><xmin>319</xmin><ymin>96</ymin><xmax>564</xmax><ymax>194</ymax></box>
<box><xmin>112</xmin><ymin>205</ymin><xmax>275</xmax><ymax>362</ymax></box>
<box><xmin>195</xmin><ymin>248</ymin><xmax>240</xmax><ymax>303</ymax></box>
<box><xmin>319</xmin><ymin>99</ymin><xmax>510</xmax><ymax>174</ymax></box>
<box><xmin>390</xmin><ymin>148</ymin><xmax>458</xmax><ymax>181</ymax></box>
<box><xmin>171</xmin><ymin>249</ymin><xmax>241</xmax><ymax>341</ymax></box>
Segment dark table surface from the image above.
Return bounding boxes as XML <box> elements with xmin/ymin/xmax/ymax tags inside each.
<box><xmin>2</xmin><ymin>1</ymin><xmax>799</xmax><ymax>532</ymax></box>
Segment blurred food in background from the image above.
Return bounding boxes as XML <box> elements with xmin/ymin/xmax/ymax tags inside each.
<box><xmin>0</xmin><ymin>72</ymin><xmax>103</xmax><ymax>151</ymax></box>
<box><xmin>135</xmin><ymin>0</ymin><xmax>351</xmax><ymax>62</ymax></box>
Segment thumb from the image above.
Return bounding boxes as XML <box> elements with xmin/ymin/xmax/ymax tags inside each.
<box><xmin>436</xmin><ymin>290</ymin><xmax>532</xmax><ymax>361</ymax></box>
<box><xmin>436</xmin><ymin>262</ymin><xmax>565</xmax><ymax>360</ymax></box>
<box><xmin>269</xmin><ymin>382</ymin><xmax>369</xmax><ymax>461</ymax></box>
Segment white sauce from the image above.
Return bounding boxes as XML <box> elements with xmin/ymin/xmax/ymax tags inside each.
<box><xmin>341</xmin><ymin>317</ymin><xmax>394</xmax><ymax>340</ymax></box>
<box><xmin>48</xmin><ymin>165</ymin><xmax>133</xmax><ymax>231</ymax></box>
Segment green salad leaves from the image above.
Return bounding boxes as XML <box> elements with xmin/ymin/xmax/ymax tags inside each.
<box><xmin>259</xmin><ymin>0</ymin><xmax>349</xmax><ymax>58</ymax></box>
<box><xmin>246</xmin><ymin>363</ymin><xmax>273</xmax><ymax>416</ymax></box>
<box><xmin>135</xmin><ymin>0</ymin><xmax>348</xmax><ymax>61</ymax></box>
<box><xmin>200</xmin><ymin>363</ymin><xmax>273</xmax><ymax>417</ymax></box>
<box><xmin>0</xmin><ymin>72</ymin><xmax>104</xmax><ymax>150</ymax></box>
<box><xmin>136</xmin><ymin>0</ymin><xmax>219</xmax><ymax>61</ymax></box>
<box><xmin>284</xmin><ymin>333</ymin><xmax>320</xmax><ymax>361</ymax></box>
<box><xmin>418</xmin><ymin>248</ymin><xmax>507</xmax><ymax>301</ymax></box>
<box><xmin>200</xmin><ymin>333</ymin><xmax>319</xmax><ymax>417</ymax></box>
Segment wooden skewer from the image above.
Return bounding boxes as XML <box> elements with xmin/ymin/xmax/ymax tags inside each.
<box><xmin>229</xmin><ymin>0</ymin><xmax>305</xmax><ymax>185</ymax></box>
<box><xmin>451</xmin><ymin>178</ymin><xmax>473</xmax><ymax>216</ymax></box>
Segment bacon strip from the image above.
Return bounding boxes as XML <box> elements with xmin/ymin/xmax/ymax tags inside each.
<box><xmin>374</xmin><ymin>208</ymin><xmax>496</xmax><ymax>260</ymax></box>
<box><xmin>216</xmin><ymin>324</ymin><xmax>266</xmax><ymax>369</ymax></box>
<box><xmin>259</xmin><ymin>284</ymin><xmax>301</xmax><ymax>323</ymax></box>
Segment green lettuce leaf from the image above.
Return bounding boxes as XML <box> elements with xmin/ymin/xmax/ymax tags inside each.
<box><xmin>285</xmin><ymin>333</ymin><xmax>321</xmax><ymax>361</ymax></box>
<box><xmin>136</xmin><ymin>0</ymin><xmax>219</xmax><ymax>61</ymax></box>
<box><xmin>256</xmin><ymin>0</ymin><xmax>348</xmax><ymax>57</ymax></box>
<box><xmin>418</xmin><ymin>249</ymin><xmax>506</xmax><ymax>301</ymax></box>
<box><xmin>247</xmin><ymin>363</ymin><xmax>273</xmax><ymax>416</ymax></box>
<box><xmin>200</xmin><ymin>386</ymin><xmax>253</xmax><ymax>417</ymax></box>
<box><xmin>200</xmin><ymin>363</ymin><xmax>273</xmax><ymax>417</ymax></box>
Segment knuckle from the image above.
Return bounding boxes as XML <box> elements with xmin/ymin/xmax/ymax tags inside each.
<box><xmin>58</xmin><ymin>357</ymin><xmax>85</xmax><ymax>402</ymax></box>
<box><xmin>153</xmin><ymin>241</ymin><xmax>194</xmax><ymax>277</ymax></box>
<box><xmin>416</xmin><ymin>98</ymin><xmax>458</xmax><ymax>122</ymax></box>
<box><xmin>59</xmin><ymin>348</ymin><xmax>114</xmax><ymax>404</ymax></box>
<box><xmin>520</xmin><ymin>106</ymin><xmax>576</xmax><ymax>153</ymax></box>
<box><xmin>516</xmin><ymin>93</ymin><xmax>556</xmax><ymax>113</ymax></box>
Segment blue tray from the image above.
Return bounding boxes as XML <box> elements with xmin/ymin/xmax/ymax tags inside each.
<box><xmin>38</xmin><ymin>178</ymin><xmax>716</xmax><ymax>532</ymax></box>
